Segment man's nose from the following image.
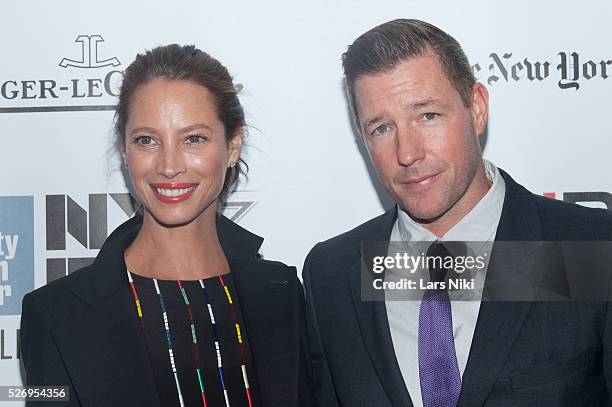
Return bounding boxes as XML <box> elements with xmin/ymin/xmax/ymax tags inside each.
<box><xmin>396</xmin><ymin>128</ymin><xmax>425</xmax><ymax>167</ymax></box>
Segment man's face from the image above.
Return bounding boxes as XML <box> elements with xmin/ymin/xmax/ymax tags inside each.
<box><xmin>354</xmin><ymin>51</ymin><xmax>490</xmax><ymax>233</ymax></box>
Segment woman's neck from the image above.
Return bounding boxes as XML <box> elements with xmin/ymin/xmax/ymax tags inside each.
<box><xmin>124</xmin><ymin>208</ymin><xmax>230</xmax><ymax>280</ymax></box>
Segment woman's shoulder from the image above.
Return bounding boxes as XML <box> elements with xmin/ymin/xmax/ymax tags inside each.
<box><xmin>21</xmin><ymin>264</ymin><xmax>96</xmax><ymax>328</ymax></box>
<box><xmin>26</xmin><ymin>263</ymin><xmax>93</xmax><ymax>299</ymax></box>
<box><xmin>254</xmin><ymin>256</ymin><xmax>296</xmax><ymax>271</ymax></box>
<box><xmin>232</xmin><ymin>251</ymin><xmax>296</xmax><ymax>274</ymax></box>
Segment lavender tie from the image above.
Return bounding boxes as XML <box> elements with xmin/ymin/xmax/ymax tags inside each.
<box><xmin>418</xmin><ymin>241</ymin><xmax>461</xmax><ymax>407</ymax></box>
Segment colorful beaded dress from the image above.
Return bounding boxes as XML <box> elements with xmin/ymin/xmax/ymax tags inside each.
<box><xmin>127</xmin><ymin>271</ymin><xmax>260</xmax><ymax>407</ymax></box>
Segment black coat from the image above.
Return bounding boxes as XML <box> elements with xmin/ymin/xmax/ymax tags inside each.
<box><xmin>21</xmin><ymin>214</ymin><xmax>313</xmax><ymax>407</ymax></box>
<box><xmin>304</xmin><ymin>169</ymin><xmax>612</xmax><ymax>406</ymax></box>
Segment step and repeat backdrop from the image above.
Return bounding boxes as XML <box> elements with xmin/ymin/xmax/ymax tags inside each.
<box><xmin>0</xmin><ymin>0</ymin><xmax>610</xmax><ymax>399</ymax></box>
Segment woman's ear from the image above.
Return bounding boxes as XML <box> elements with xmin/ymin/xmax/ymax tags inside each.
<box><xmin>227</xmin><ymin>127</ymin><xmax>243</xmax><ymax>166</ymax></box>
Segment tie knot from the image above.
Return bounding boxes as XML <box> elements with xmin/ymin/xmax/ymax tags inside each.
<box><xmin>427</xmin><ymin>240</ymin><xmax>466</xmax><ymax>282</ymax></box>
<box><xmin>426</xmin><ymin>241</ymin><xmax>452</xmax><ymax>283</ymax></box>
<box><xmin>425</xmin><ymin>241</ymin><xmax>469</xmax><ymax>283</ymax></box>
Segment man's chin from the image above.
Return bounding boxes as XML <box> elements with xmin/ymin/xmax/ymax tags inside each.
<box><xmin>398</xmin><ymin>201</ymin><xmax>446</xmax><ymax>225</ymax></box>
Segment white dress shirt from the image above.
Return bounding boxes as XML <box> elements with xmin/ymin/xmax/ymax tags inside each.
<box><xmin>385</xmin><ymin>160</ymin><xmax>506</xmax><ymax>407</ymax></box>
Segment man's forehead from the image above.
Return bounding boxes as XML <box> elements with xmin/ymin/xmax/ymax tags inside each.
<box><xmin>357</xmin><ymin>55</ymin><xmax>443</xmax><ymax>92</ymax></box>
<box><xmin>355</xmin><ymin>75</ymin><xmax>444</xmax><ymax>114</ymax></box>
<box><xmin>355</xmin><ymin>50</ymin><xmax>441</xmax><ymax>84</ymax></box>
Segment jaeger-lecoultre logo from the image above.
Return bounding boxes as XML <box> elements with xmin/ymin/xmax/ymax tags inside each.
<box><xmin>59</xmin><ymin>35</ymin><xmax>121</xmax><ymax>69</ymax></box>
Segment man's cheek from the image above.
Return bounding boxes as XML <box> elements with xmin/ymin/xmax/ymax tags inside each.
<box><xmin>374</xmin><ymin>158</ymin><xmax>395</xmax><ymax>181</ymax></box>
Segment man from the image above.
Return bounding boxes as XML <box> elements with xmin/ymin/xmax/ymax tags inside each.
<box><xmin>303</xmin><ymin>19</ymin><xmax>612</xmax><ymax>406</ymax></box>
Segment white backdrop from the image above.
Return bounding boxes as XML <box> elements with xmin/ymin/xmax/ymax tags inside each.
<box><xmin>1</xmin><ymin>0</ymin><xmax>611</xmax><ymax>401</ymax></box>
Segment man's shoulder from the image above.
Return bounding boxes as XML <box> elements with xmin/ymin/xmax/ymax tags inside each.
<box><xmin>305</xmin><ymin>209</ymin><xmax>395</xmax><ymax>270</ymax></box>
<box><xmin>500</xmin><ymin>168</ymin><xmax>612</xmax><ymax>240</ymax></box>
<box><xmin>532</xmin><ymin>193</ymin><xmax>612</xmax><ymax>239</ymax></box>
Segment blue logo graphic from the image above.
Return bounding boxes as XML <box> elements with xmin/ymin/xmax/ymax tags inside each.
<box><xmin>0</xmin><ymin>196</ymin><xmax>34</xmax><ymax>315</ymax></box>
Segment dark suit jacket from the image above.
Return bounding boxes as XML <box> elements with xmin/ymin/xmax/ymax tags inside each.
<box><xmin>20</xmin><ymin>214</ymin><xmax>313</xmax><ymax>407</ymax></box>
<box><xmin>303</xmin><ymin>169</ymin><xmax>612</xmax><ymax>406</ymax></box>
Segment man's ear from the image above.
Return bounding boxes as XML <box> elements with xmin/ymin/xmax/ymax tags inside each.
<box><xmin>471</xmin><ymin>82</ymin><xmax>489</xmax><ymax>137</ymax></box>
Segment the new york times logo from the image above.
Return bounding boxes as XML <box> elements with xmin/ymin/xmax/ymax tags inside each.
<box><xmin>45</xmin><ymin>194</ymin><xmax>257</xmax><ymax>283</ymax></box>
<box><xmin>473</xmin><ymin>52</ymin><xmax>611</xmax><ymax>90</ymax></box>
<box><xmin>0</xmin><ymin>35</ymin><xmax>123</xmax><ymax>113</ymax></box>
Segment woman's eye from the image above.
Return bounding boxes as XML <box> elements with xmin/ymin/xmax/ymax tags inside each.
<box><xmin>372</xmin><ymin>124</ymin><xmax>390</xmax><ymax>136</ymax></box>
<box><xmin>423</xmin><ymin>112</ymin><xmax>439</xmax><ymax>121</ymax></box>
<box><xmin>135</xmin><ymin>136</ymin><xmax>154</xmax><ymax>145</ymax></box>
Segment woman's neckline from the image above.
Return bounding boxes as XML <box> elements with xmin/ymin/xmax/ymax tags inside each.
<box><xmin>127</xmin><ymin>269</ymin><xmax>232</xmax><ymax>283</ymax></box>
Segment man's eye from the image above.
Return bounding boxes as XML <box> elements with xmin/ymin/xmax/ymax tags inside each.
<box><xmin>372</xmin><ymin>124</ymin><xmax>390</xmax><ymax>136</ymax></box>
<box><xmin>186</xmin><ymin>135</ymin><xmax>208</xmax><ymax>144</ymax></box>
<box><xmin>423</xmin><ymin>112</ymin><xmax>439</xmax><ymax>121</ymax></box>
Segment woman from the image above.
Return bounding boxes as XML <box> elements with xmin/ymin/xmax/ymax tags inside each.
<box><xmin>20</xmin><ymin>44</ymin><xmax>312</xmax><ymax>407</ymax></box>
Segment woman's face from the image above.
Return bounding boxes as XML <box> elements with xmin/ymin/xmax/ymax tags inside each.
<box><xmin>123</xmin><ymin>78</ymin><xmax>241</xmax><ymax>227</ymax></box>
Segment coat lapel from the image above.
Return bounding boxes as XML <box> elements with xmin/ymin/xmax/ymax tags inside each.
<box><xmin>348</xmin><ymin>207</ymin><xmax>414</xmax><ymax>407</ymax></box>
<box><xmin>457</xmin><ymin>170</ymin><xmax>545</xmax><ymax>407</ymax></box>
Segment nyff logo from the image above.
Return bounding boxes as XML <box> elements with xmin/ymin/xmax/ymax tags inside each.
<box><xmin>46</xmin><ymin>193</ymin><xmax>135</xmax><ymax>283</ymax></box>
<box><xmin>45</xmin><ymin>194</ymin><xmax>256</xmax><ymax>283</ymax></box>
<box><xmin>60</xmin><ymin>35</ymin><xmax>121</xmax><ymax>69</ymax></box>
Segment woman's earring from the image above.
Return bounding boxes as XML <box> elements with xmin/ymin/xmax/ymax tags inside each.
<box><xmin>228</xmin><ymin>161</ymin><xmax>236</xmax><ymax>168</ymax></box>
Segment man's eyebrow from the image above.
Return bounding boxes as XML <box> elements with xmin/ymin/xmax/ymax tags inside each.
<box><xmin>363</xmin><ymin>115</ymin><xmax>385</xmax><ymax>129</ymax></box>
<box><xmin>360</xmin><ymin>99</ymin><xmax>444</xmax><ymax>129</ymax></box>
<box><xmin>411</xmin><ymin>99</ymin><xmax>439</xmax><ymax>109</ymax></box>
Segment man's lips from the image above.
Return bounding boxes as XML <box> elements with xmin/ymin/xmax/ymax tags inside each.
<box><xmin>398</xmin><ymin>172</ymin><xmax>441</xmax><ymax>189</ymax></box>
<box><xmin>150</xmin><ymin>183</ymin><xmax>199</xmax><ymax>203</ymax></box>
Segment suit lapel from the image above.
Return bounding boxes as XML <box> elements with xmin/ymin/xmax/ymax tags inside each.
<box><xmin>348</xmin><ymin>207</ymin><xmax>414</xmax><ymax>407</ymax></box>
<box><xmin>457</xmin><ymin>170</ymin><xmax>545</xmax><ymax>407</ymax></box>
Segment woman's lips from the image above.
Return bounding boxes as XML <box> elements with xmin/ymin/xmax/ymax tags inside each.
<box><xmin>150</xmin><ymin>183</ymin><xmax>198</xmax><ymax>203</ymax></box>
